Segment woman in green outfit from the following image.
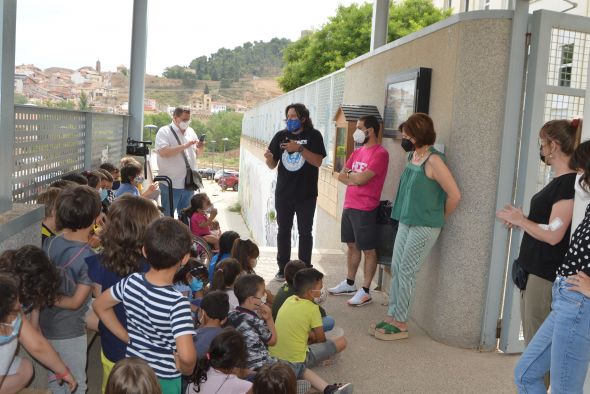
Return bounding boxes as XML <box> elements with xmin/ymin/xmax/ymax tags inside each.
<box><xmin>372</xmin><ymin>113</ymin><xmax>461</xmax><ymax>341</ymax></box>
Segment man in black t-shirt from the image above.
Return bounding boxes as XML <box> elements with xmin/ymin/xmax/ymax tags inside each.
<box><xmin>264</xmin><ymin>103</ymin><xmax>327</xmax><ymax>280</ymax></box>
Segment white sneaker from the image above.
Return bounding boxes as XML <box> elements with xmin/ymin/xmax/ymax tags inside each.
<box><xmin>328</xmin><ymin>280</ymin><xmax>357</xmax><ymax>296</ymax></box>
<box><xmin>347</xmin><ymin>288</ymin><xmax>372</xmax><ymax>306</ymax></box>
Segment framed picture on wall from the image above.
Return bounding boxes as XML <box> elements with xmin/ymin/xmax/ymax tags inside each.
<box><xmin>383</xmin><ymin>67</ymin><xmax>432</xmax><ymax>138</ymax></box>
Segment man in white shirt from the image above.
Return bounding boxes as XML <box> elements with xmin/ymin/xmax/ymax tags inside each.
<box><xmin>155</xmin><ymin>107</ymin><xmax>203</xmax><ymax>217</ymax></box>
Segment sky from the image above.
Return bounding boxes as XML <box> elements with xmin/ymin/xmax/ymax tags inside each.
<box><xmin>15</xmin><ymin>0</ymin><xmax>361</xmax><ymax>76</ymax></box>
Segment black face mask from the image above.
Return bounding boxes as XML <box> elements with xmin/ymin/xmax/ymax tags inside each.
<box><xmin>540</xmin><ymin>146</ymin><xmax>547</xmax><ymax>164</ymax></box>
<box><xmin>401</xmin><ymin>138</ymin><xmax>415</xmax><ymax>152</ymax></box>
<box><xmin>112</xmin><ymin>180</ymin><xmax>121</xmax><ymax>190</ymax></box>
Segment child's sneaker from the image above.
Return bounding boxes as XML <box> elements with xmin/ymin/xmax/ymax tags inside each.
<box><xmin>347</xmin><ymin>288</ymin><xmax>372</xmax><ymax>306</ymax></box>
<box><xmin>328</xmin><ymin>280</ymin><xmax>357</xmax><ymax>295</ymax></box>
<box><xmin>297</xmin><ymin>379</ymin><xmax>311</xmax><ymax>394</ymax></box>
<box><xmin>325</xmin><ymin>383</ymin><xmax>353</xmax><ymax>393</ymax></box>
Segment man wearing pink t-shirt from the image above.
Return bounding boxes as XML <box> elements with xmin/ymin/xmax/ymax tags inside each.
<box><xmin>329</xmin><ymin>115</ymin><xmax>389</xmax><ymax>306</ymax></box>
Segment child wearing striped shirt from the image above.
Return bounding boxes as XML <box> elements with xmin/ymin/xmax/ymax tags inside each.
<box><xmin>94</xmin><ymin>217</ymin><xmax>197</xmax><ymax>394</ymax></box>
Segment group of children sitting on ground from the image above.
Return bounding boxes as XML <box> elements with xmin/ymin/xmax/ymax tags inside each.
<box><xmin>0</xmin><ymin>160</ymin><xmax>353</xmax><ymax>394</ymax></box>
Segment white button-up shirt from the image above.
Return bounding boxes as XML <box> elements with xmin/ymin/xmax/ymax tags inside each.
<box><xmin>155</xmin><ymin>123</ymin><xmax>199</xmax><ymax>189</ymax></box>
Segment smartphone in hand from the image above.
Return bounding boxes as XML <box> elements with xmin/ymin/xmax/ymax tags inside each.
<box><xmin>200</xmin><ymin>134</ymin><xmax>206</xmax><ymax>142</ymax></box>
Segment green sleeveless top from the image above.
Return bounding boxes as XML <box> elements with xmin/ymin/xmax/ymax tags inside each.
<box><xmin>391</xmin><ymin>147</ymin><xmax>446</xmax><ymax>228</ymax></box>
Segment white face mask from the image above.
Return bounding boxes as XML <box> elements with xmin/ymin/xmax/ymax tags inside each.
<box><xmin>575</xmin><ymin>173</ymin><xmax>590</xmax><ymax>201</ymax></box>
<box><xmin>353</xmin><ymin>128</ymin><xmax>367</xmax><ymax>144</ymax></box>
<box><xmin>178</xmin><ymin>120</ymin><xmax>190</xmax><ymax>130</ymax></box>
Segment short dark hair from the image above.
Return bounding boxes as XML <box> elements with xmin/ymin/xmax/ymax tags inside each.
<box><xmin>293</xmin><ymin>268</ymin><xmax>323</xmax><ymax>296</ymax></box>
<box><xmin>253</xmin><ymin>362</ymin><xmax>296</xmax><ymax>394</ymax></box>
<box><xmin>285</xmin><ymin>103</ymin><xmax>314</xmax><ymax>129</ymax></box>
<box><xmin>400</xmin><ymin>113</ymin><xmax>436</xmax><ymax>147</ymax></box>
<box><xmin>120</xmin><ymin>162</ymin><xmax>142</xmax><ymax>183</ymax></box>
<box><xmin>49</xmin><ymin>179</ymin><xmax>77</xmax><ymax>189</ymax></box>
<box><xmin>201</xmin><ymin>291</ymin><xmax>230</xmax><ymax>321</ymax></box>
<box><xmin>218</xmin><ymin>231</ymin><xmax>240</xmax><ymax>257</ymax></box>
<box><xmin>211</xmin><ymin>258</ymin><xmax>242</xmax><ymax>291</ymax></box>
<box><xmin>233</xmin><ymin>274</ymin><xmax>265</xmax><ymax>305</ymax></box>
<box><xmin>173</xmin><ymin>106</ymin><xmax>191</xmax><ymax>118</ymax></box>
<box><xmin>61</xmin><ymin>172</ymin><xmax>88</xmax><ymax>185</ymax></box>
<box><xmin>55</xmin><ymin>185</ymin><xmax>102</xmax><ymax>231</ymax></box>
<box><xmin>100</xmin><ymin>162</ymin><xmax>118</xmax><ymax>174</ymax></box>
<box><xmin>143</xmin><ymin>217</ymin><xmax>192</xmax><ymax>270</ymax></box>
<box><xmin>360</xmin><ymin>115</ymin><xmax>380</xmax><ymax>138</ymax></box>
<box><xmin>284</xmin><ymin>260</ymin><xmax>306</xmax><ymax>287</ymax></box>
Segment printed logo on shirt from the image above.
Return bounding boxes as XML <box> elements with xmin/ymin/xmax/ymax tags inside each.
<box><xmin>352</xmin><ymin>161</ymin><xmax>368</xmax><ymax>172</ymax></box>
<box><xmin>281</xmin><ymin>151</ymin><xmax>305</xmax><ymax>172</ymax></box>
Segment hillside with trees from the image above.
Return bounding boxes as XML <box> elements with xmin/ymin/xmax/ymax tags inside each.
<box><xmin>163</xmin><ymin>38</ymin><xmax>291</xmax><ymax>89</ymax></box>
<box><xmin>279</xmin><ymin>0</ymin><xmax>451</xmax><ymax>91</ymax></box>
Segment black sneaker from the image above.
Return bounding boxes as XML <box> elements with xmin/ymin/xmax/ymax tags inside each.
<box><xmin>274</xmin><ymin>272</ymin><xmax>286</xmax><ymax>282</ymax></box>
<box><xmin>324</xmin><ymin>383</ymin><xmax>353</xmax><ymax>394</ymax></box>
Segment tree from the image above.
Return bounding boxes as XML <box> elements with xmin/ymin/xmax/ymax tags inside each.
<box><xmin>204</xmin><ymin>84</ymin><xmax>210</xmax><ymax>94</ymax></box>
<box><xmin>78</xmin><ymin>92</ymin><xmax>90</xmax><ymax>111</ymax></box>
<box><xmin>14</xmin><ymin>93</ymin><xmax>28</xmax><ymax>105</ymax></box>
<box><xmin>143</xmin><ymin>112</ymin><xmax>172</xmax><ymax>142</ymax></box>
<box><xmin>278</xmin><ymin>0</ymin><xmax>451</xmax><ymax>91</ymax></box>
<box><xmin>206</xmin><ymin>112</ymin><xmax>243</xmax><ymax>151</ymax></box>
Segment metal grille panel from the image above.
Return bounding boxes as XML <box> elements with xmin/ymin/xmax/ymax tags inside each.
<box><xmin>547</xmin><ymin>28</ymin><xmax>590</xmax><ymax>89</ymax></box>
<box><xmin>12</xmin><ymin>106</ymin><xmax>128</xmax><ymax>204</ymax></box>
<box><xmin>242</xmin><ymin>69</ymin><xmax>345</xmax><ymax>167</ymax></box>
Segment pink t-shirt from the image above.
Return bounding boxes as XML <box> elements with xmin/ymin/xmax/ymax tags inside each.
<box><xmin>190</xmin><ymin>212</ymin><xmax>211</xmax><ymax>236</ymax></box>
<box><xmin>343</xmin><ymin>144</ymin><xmax>389</xmax><ymax>211</ymax></box>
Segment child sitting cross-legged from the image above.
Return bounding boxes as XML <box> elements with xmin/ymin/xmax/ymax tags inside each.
<box><xmin>210</xmin><ymin>258</ymin><xmax>243</xmax><ymax>311</ymax></box>
<box><xmin>227</xmin><ymin>274</ymin><xmax>352</xmax><ymax>394</ymax></box>
<box><xmin>94</xmin><ymin>217</ymin><xmax>197</xmax><ymax>394</ymax></box>
<box><xmin>208</xmin><ymin>231</ymin><xmax>240</xmax><ymax>283</ymax></box>
<box><xmin>193</xmin><ymin>291</ymin><xmax>229</xmax><ymax>361</ymax></box>
<box><xmin>272</xmin><ymin>260</ymin><xmax>335</xmax><ymax>332</ymax></box>
<box><xmin>186</xmin><ymin>328</ymin><xmax>252</xmax><ymax>394</ymax></box>
<box><xmin>271</xmin><ymin>268</ymin><xmax>348</xmax><ymax>371</ymax></box>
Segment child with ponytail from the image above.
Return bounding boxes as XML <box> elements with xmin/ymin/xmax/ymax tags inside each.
<box><xmin>186</xmin><ymin>328</ymin><xmax>251</xmax><ymax>394</ymax></box>
<box><xmin>211</xmin><ymin>258</ymin><xmax>243</xmax><ymax>310</ymax></box>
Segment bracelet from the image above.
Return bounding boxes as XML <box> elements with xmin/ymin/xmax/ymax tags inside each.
<box><xmin>55</xmin><ymin>367</ymin><xmax>71</xmax><ymax>380</ymax></box>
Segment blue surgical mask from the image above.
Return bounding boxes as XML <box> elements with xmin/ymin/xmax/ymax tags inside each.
<box><xmin>0</xmin><ymin>314</ymin><xmax>22</xmax><ymax>345</ymax></box>
<box><xmin>286</xmin><ymin>119</ymin><xmax>301</xmax><ymax>132</ymax></box>
<box><xmin>99</xmin><ymin>188</ymin><xmax>108</xmax><ymax>201</ymax></box>
<box><xmin>190</xmin><ymin>277</ymin><xmax>203</xmax><ymax>292</ymax></box>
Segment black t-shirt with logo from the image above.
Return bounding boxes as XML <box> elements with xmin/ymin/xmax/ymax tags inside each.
<box><xmin>517</xmin><ymin>173</ymin><xmax>576</xmax><ymax>282</ymax></box>
<box><xmin>268</xmin><ymin>127</ymin><xmax>327</xmax><ymax>200</ymax></box>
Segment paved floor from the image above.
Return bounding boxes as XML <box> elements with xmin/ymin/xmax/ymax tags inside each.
<box><xmin>79</xmin><ymin>180</ymin><xmax>518</xmax><ymax>393</ymax></box>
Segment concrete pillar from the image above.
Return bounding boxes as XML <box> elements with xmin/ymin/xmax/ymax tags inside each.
<box><xmin>480</xmin><ymin>0</ymin><xmax>529</xmax><ymax>351</ymax></box>
<box><xmin>128</xmin><ymin>0</ymin><xmax>148</xmax><ymax>141</ymax></box>
<box><xmin>0</xmin><ymin>0</ymin><xmax>17</xmax><ymax>214</ymax></box>
<box><xmin>370</xmin><ymin>0</ymin><xmax>389</xmax><ymax>51</ymax></box>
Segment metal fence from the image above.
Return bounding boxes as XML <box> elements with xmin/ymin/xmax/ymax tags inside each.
<box><xmin>12</xmin><ymin>105</ymin><xmax>128</xmax><ymax>203</ymax></box>
<box><xmin>242</xmin><ymin>69</ymin><xmax>345</xmax><ymax>166</ymax></box>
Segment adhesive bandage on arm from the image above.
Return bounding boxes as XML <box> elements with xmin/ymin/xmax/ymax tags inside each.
<box><xmin>538</xmin><ymin>217</ymin><xmax>564</xmax><ymax>232</ymax></box>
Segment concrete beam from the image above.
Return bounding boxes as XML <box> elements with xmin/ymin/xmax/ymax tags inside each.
<box><xmin>0</xmin><ymin>0</ymin><xmax>16</xmax><ymax>214</ymax></box>
<box><xmin>370</xmin><ymin>0</ymin><xmax>389</xmax><ymax>51</ymax></box>
<box><xmin>128</xmin><ymin>0</ymin><xmax>148</xmax><ymax>141</ymax></box>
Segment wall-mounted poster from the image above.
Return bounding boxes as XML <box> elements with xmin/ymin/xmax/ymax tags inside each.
<box><xmin>383</xmin><ymin>67</ymin><xmax>432</xmax><ymax>138</ymax></box>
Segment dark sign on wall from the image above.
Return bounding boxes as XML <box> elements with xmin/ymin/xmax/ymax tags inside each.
<box><xmin>383</xmin><ymin>67</ymin><xmax>432</xmax><ymax>138</ymax></box>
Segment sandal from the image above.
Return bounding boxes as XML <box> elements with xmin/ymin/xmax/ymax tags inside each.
<box><xmin>374</xmin><ymin>322</ymin><xmax>409</xmax><ymax>341</ymax></box>
<box><xmin>368</xmin><ymin>321</ymin><xmax>388</xmax><ymax>336</ymax></box>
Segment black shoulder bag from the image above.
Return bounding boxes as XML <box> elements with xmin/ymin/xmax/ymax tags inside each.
<box><xmin>169</xmin><ymin>126</ymin><xmax>203</xmax><ymax>191</ymax></box>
